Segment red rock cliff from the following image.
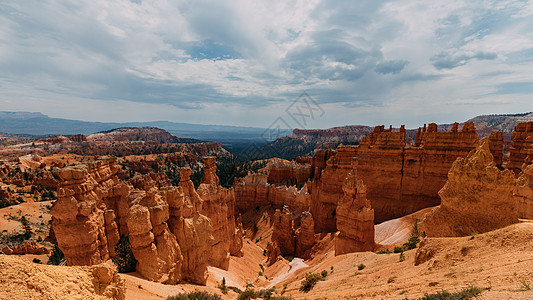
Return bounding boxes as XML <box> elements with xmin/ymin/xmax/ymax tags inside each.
<box><xmin>508</xmin><ymin>122</ymin><xmax>533</xmax><ymax>173</ymax></box>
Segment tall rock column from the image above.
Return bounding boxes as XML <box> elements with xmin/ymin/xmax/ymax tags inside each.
<box><xmin>198</xmin><ymin>156</ymin><xmax>244</xmax><ymax>269</ymax></box>
<box><xmin>335</xmin><ymin>159</ymin><xmax>374</xmax><ymax>255</ymax></box>
<box><xmin>167</xmin><ymin>167</ymin><xmax>214</xmax><ymax>285</ymax></box>
<box><xmin>126</xmin><ymin>188</ymin><xmax>182</xmax><ymax>283</ymax></box>
<box><xmin>271</xmin><ymin>207</ymin><xmax>296</xmax><ymax>256</ymax></box>
<box><xmin>51</xmin><ymin>157</ymin><xmax>122</xmax><ymax>266</ymax></box>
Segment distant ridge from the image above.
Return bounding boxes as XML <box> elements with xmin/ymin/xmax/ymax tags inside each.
<box><xmin>0</xmin><ymin>111</ymin><xmax>268</xmax><ymax>144</ymax></box>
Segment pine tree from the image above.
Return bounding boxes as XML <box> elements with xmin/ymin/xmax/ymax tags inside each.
<box><xmin>112</xmin><ymin>234</ymin><xmax>137</xmax><ymax>273</ymax></box>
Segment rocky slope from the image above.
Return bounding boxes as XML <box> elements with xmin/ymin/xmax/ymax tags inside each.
<box><xmin>0</xmin><ymin>255</ymin><xmax>125</xmax><ymax>300</ymax></box>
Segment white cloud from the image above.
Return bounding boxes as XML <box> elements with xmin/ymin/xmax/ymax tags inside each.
<box><xmin>0</xmin><ymin>0</ymin><xmax>531</xmax><ymax>129</ymax></box>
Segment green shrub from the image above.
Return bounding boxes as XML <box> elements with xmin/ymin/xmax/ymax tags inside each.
<box><xmin>377</xmin><ymin>248</ymin><xmax>392</xmax><ymax>254</ymax></box>
<box><xmin>237</xmin><ymin>288</ymin><xmax>258</xmax><ymax>300</ymax></box>
<box><xmin>217</xmin><ymin>277</ymin><xmax>228</xmax><ymax>294</ymax></box>
<box><xmin>418</xmin><ymin>286</ymin><xmax>483</xmax><ymax>299</ymax></box>
<box><xmin>394</xmin><ymin>246</ymin><xmax>406</xmax><ymax>253</ymax></box>
<box><xmin>299</xmin><ymin>272</ymin><xmax>327</xmax><ymax>292</ymax></box>
<box><xmin>0</xmin><ymin>199</ymin><xmax>15</xmax><ymax>208</ymax></box>
<box><xmin>112</xmin><ymin>234</ymin><xmax>137</xmax><ymax>273</ymax></box>
<box><xmin>48</xmin><ymin>243</ymin><xmax>65</xmax><ymax>265</ymax></box>
<box><xmin>357</xmin><ymin>264</ymin><xmax>365</xmax><ymax>270</ymax></box>
<box><xmin>403</xmin><ymin>220</ymin><xmax>421</xmax><ymax>250</ymax></box>
<box><xmin>167</xmin><ymin>291</ymin><xmax>222</xmax><ymax>300</ymax></box>
<box><xmin>32</xmin><ymin>258</ymin><xmax>41</xmax><ymax>264</ymax></box>
<box><xmin>399</xmin><ymin>251</ymin><xmax>406</xmax><ymax>262</ymax></box>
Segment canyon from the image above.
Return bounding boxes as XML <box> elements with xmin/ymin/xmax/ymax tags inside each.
<box><xmin>0</xmin><ymin>117</ymin><xmax>532</xmax><ymax>299</ymax></box>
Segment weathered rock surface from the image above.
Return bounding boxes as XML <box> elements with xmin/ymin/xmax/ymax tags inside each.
<box><xmin>234</xmin><ymin>173</ymin><xmax>311</xmax><ymax>213</ymax></box>
<box><xmin>266</xmin><ymin>241</ymin><xmax>281</xmax><ymax>266</ymax></box>
<box><xmin>267</xmin><ymin>158</ymin><xmax>312</xmax><ymax>187</ymax></box>
<box><xmin>50</xmin><ymin>157</ymin><xmax>231</xmax><ymax>285</ymax></box>
<box><xmin>310</xmin><ymin>145</ymin><xmax>358</xmax><ymax>232</ymax></box>
<box><xmin>167</xmin><ymin>167</ymin><xmax>213</xmax><ymax>285</ymax></box>
<box><xmin>51</xmin><ymin>157</ymin><xmax>121</xmax><ymax>266</ymax></box>
<box><xmin>3</xmin><ymin>241</ymin><xmax>50</xmax><ymax>255</ymax></box>
<box><xmin>0</xmin><ymin>255</ymin><xmax>125</xmax><ymax>300</ymax></box>
<box><xmin>271</xmin><ymin>207</ymin><xmax>296</xmax><ymax>256</ymax></box>
<box><xmin>516</xmin><ymin>164</ymin><xmax>533</xmax><ymax>219</ymax></box>
<box><xmin>197</xmin><ymin>156</ymin><xmax>244</xmax><ymax>268</ymax></box>
<box><xmin>295</xmin><ymin>211</ymin><xmax>316</xmax><ymax>258</ymax></box>
<box><xmin>508</xmin><ymin>122</ymin><xmax>533</xmax><ymax>173</ymax></box>
<box><xmin>126</xmin><ymin>189</ymin><xmax>182</xmax><ymax>283</ymax></box>
<box><xmin>200</xmin><ymin>156</ymin><xmax>219</xmax><ymax>186</ymax></box>
<box><xmin>335</xmin><ymin>162</ymin><xmax>374</xmax><ymax>255</ymax></box>
<box><xmin>420</xmin><ymin>138</ymin><xmax>519</xmax><ymax>237</ymax></box>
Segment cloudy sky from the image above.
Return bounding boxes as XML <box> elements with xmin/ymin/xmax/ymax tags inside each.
<box><xmin>1</xmin><ymin>0</ymin><xmax>532</xmax><ymax>129</ymax></box>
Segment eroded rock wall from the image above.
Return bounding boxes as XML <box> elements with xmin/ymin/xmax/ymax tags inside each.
<box><xmin>420</xmin><ymin>138</ymin><xmax>519</xmax><ymax>237</ymax></box>
<box><xmin>234</xmin><ymin>173</ymin><xmax>311</xmax><ymax>213</ymax></box>
<box><xmin>310</xmin><ymin>145</ymin><xmax>358</xmax><ymax>232</ymax></box>
<box><xmin>508</xmin><ymin>122</ymin><xmax>533</xmax><ymax>173</ymax></box>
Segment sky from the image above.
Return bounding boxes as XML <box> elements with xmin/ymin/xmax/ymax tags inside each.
<box><xmin>0</xmin><ymin>0</ymin><xmax>532</xmax><ymax>130</ymax></box>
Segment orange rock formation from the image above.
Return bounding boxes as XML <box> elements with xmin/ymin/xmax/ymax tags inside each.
<box><xmin>420</xmin><ymin>138</ymin><xmax>518</xmax><ymax>236</ymax></box>
<box><xmin>508</xmin><ymin>121</ymin><xmax>533</xmax><ymax>173</ymax></box>
<box><xmin>335</xmin><ymin>159</ymin><xmax>374</xmax><ymax>255</ymax></box>
<box><xmin>51</xmin><ymin>156</ymin><xmax>242</xmax><ymax>285</ymax></box>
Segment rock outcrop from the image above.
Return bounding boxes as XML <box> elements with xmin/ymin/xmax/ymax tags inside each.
<box><xmin>51</xmin><ymin>157</ymin><xmax>122</xmax><ymax>266</ymax></box>
<box><xmin>126</xmin><ymin>188</ymin><xmax>183</xmax><ymax>283</ymax></box>
<box><xmin>356</xmin><ymin>123</ymin><xmax>479</xmax><ymax>223</ymax></box>
<box><xmin>234</xmin><ymin>173</ymin><xmax>310</xmax><ymax>213</ymax></box>
<box><xmin>271</xmin><ymin>207</ymin><xmax>296</xmax><ymax>256</ymax></box>
<box><xmin>335</xmin><ymin>160</ymin><xmax>374</xmax><ymax>255</ymax></box>
<box><xmin>267</xmin><ymin>158</ymin><xmax>312</xmax><ymax>187</ymax></box>
<box><xmin>420</xmin><ymin>138</ymin><xmax>519</xmax><ymax>237</ymax></box>
<box><xmin>0</xmin><ymin>255</ymin><xmax>126</xmax><ymax>300</ymax></box>
<box><xmin>310</xmin><ymin>145</ymin><xmax>358</xmax><ymax>232</ymax></box>
<box><xmin>508</xmin><ymin>122</ymin><xmax>533</xmax><ymax>173</ymax></box>
<box><xmin>50</xmin><ymin>157</ymin><xmax>227</xmax><ymax>285</ymax></box>
<box><xmin>295</xmin><ymin>211</ymin><xmax>316</xmax><ymax>258</ymax></box>
<box><xmin>167</xmin><ymin>167</ymin><xmax>213</xmax><ymax>285</ymax></box>
<box><xmin>197</xmin><ymin>156</ymin><xmax>244</xmax><ymax>269</ymax></box>
<box><xmin>2</xmin><ymin>241</ymin><xmax>50</xmax><ymax>255</ymax></box>
<box><xmin>516</xmin><ymin>164</ymin><xmax>533</xmax><ymax>219</ymax></box>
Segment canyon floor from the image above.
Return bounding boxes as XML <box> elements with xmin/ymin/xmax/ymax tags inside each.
<box><xmin>2</xmin><ymin>203</ymin><xmax>532</xmax><ymax>300</ymax></box>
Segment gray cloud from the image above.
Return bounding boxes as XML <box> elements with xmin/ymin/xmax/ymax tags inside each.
<box><xmin>431</xmin><ymin>51</ymin><xmax>497</xmax><ymax>69</ymax></box>
<box><xmin>374</xmin><ymin>60</ymin><xmax>409</xmax><ymax>75</ymax></box>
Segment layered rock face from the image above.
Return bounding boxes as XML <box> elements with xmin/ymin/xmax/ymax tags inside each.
<box><xmin>516</xmin><ymin>165</ymin><xmax>533</xmax><ymax>219</ymax></box>
<box><xmin>335</xmin><ymin>162</ymin><xmax>374</xmax><ymax>255</ymax></box>
<box><xmin>197</xmin><ymin>156</ymin><xmax>244</xmax><ymax>270</ymax></box>
<box><xmin>295</xmin><ymin>211</ymin><xmax>316</xmax><ymax>258</ymax></box>
<box><xmin>126</xmin><ymin>186</ymin><xmax>183</xmax><ymax>283</ymax></box>
<box><xmin>356</xmin><ymin>123</ymin><xmax>478</xmax><ymax>223</ymax></box>
<box><xmin>508</xmin><ymin>122</ymin><xmax>533</xmax><ymax>173</ymax></box>
<box><xmin>271</xmin><ymin>207</ymin><xmax>296</xmax><ymax>256</ymax></box>
<box><xmin>310</xmin><ymin>145</ymin><xmax>358</xmax><ymax>232</ymax></box>
<box><xmin>266</xmin><ymin>158</ymin><xmax>312</xmax><ymax>186</ymax></box>
<box><xmin>51</xmin><ymin>157</ymin><xmax>241</xmax><ymax>285</ymax></box>
<box><xmin>357</xmin><ymin>126</ymin><xmax>406</xmax><ymax>224</ymax></box>
<box><xmin>200</xmin><ymin>156</ymin><xmax>219</xmax><ymax>185</ymax></box>
<box><xmin>420</xmin><ymin>138</ymin><xmax>519</xmax><ymax>237</ymax></box>
<box><xmin>234</xmin><ymin>173</ymin><xmax>311</xmax><ymax>213</ymax></box>
<box><xmin>51</xmin><ymin>157</ymin><xmax>122</xmax><ymax>266</ymax></box>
